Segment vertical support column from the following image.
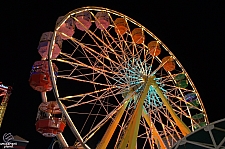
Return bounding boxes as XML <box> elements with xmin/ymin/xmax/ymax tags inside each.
<box><xmin>151</xmin><ymin>79</ymin><xmax>191</xmax><ymax>136</ymax></box>
<box><xmin>117</xmin><ymin>77</ymin><xmax>152</xmax><ymax>149</ymax></box>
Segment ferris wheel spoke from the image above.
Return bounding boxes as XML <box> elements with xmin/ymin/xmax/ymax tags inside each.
<box><xmin>68</xmin><ymin>111</ymin><xmax>107</xmax><ymax>117</ymax></box>
<box><xmin>89</xmin><ymin>102</ymin><xmax>105</xmax><ymax>131</ymax></box>
<box><xmin>60</xmin><ymin>86</ymin><xmax>117</xmax><ymax>100</ymax></box>
<box><xmin>117</xmin><ymin>36</ymin><xmax>134</xmax><ymax>58</ymax></box>
<box><xmin>157</xmin><ymin>107</ymin><xmax>183</xmax><ymax>139</ymax></box>
<box><xmin>94</xmin><ymin>87</ymin><xmax>125</xmax><ymax>103</ymax></box>
<box><xmin>57</xmin><ymin>75</ymin><xmax>115</xmax><ymax>87</ymax></box>
<box><xmin>141</xmin><ymin>119</ymin><xmax>152</xmax><ymax>149</ymax></box>
<box><xmin>80</xmin><ymin>101</ymin><xmax>105</xmax><ymax>138</ymax></box>
<box><xmin>80</xmin><ymin>28</ymin><xmax>126</xmax><ymax>65</ymax></box>
<box><xmin>148</xmin><ymin>56</ymin><xmax>156</xmax><ymax>74</ymax></box>
<box><xmin>84</xmin><ymin>92</ymin><xmax>135</xmax><ymax>144</ymax></box>
<box><xmin>64</xmin><ymin>88</ymin><xmax>122</xmax><ymax>108</ymax></box>
<box><xmin>100</xmin><ymin>79</ymin><xmax>124</xmax><ymax>106</ymax></box>
<box><xmin>56</xmin><ymin>56</ymin><xmax>123</xmax><ymax>79</ymax></box>
<box><xmin>99</xmin><ymin>31</ymin><xmax>125</xmax><ymax>63</ymax></box>
<box><xmin>149</xmin><ymin>56</ymin><xmax>173</xmax><ymax>76</ymax></box>
<box><xmin>66</xmin><ymin>36</ymin><xmax>124</xmax><ymax>70</ymax></box>
<box><xmin>151</xmin><ymin>108</ymin><xmax>173</xmax><ymax>131</ymax></box>
<box><xmin>102</xmin><ymin>31</ymin><xmax>130</xmax><ymax>61</ymax></box>
<box><xmin>142</xmin><ymin>108</ymin><xmax>167</xmax><ymax>149</ymax></box>
<box><xmin>88</xmin><ymin>11</ymin><xmax>126</xmax><ymax>57</ymax></box>
<box><xmin>73</xmin><ymin>99</ymin><xmax>113</xmax><ymax>132</ymax></box>
<box><xmin>147</xmin><ymin>104</ymin><xmax>184</xmax><ymax>144</ymax></box>
<box><xmin>58</xmin><ymin>71</ymin><xmax>101</xmax><ymax>79</ymax></box>
<box><xmin>166</xmin><ymin>85</ymin><xmax>196</xmax><ymax>93</ymax></box>
<box><xmin>147</xmin><ymin>104</ymin><xmax>182</xmax><ymax>139</ymax></box>
<box><xmin>164</xmin><ymin>92</ymin><xmax>202</xmax><ymax>112</ymax></box>
<box><xmin>124</xmin><ymin>21</ymin><xmax>141</xmax><ymax>57</ymax></box>
<box><xmin>155</xmin><ymin>110</ymin><xmax>179</xmax><ymax>146</ymax></box>
<box><xmin>78</xmin><ymin>44</ymin><xmax>102</xmax><ymax>73</ymax></box>
<box><xmin>59</xmin><ymin>33</ymin><xmax>95</xmax><ymax>60</ymax></box>
<box><xmin>73</xmin><ymin>42</ymin><xmax>118</xmax><ymax>73</ymax></box>
<box><xmin>65</xmin><ymin>87</ymin><xmax>127</xmax><ymax>112</ymax></box>
<box><xmin>100</xmin><ymin>20</ymin><xmax>143</xmax><ymax>64</ymax></box>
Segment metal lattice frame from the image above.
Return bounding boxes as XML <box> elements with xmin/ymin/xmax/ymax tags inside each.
<box><xmin>171</xmin><ymin>118</ymin><xmax>225</xmax><ymax>149</ymax></box>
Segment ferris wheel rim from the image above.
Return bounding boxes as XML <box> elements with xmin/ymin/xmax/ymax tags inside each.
<box><xmin>44</xmin><ymin>6</ymin><xmax>209</xmax><ymax>148</ymax></box>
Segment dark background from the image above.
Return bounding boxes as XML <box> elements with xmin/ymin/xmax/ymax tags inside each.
<box><xmin>0</xmin><ymin>1</ymin><xmax>224</xmax><ymax>148</ymax></box>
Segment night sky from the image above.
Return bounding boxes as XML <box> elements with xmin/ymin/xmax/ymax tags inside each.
<box><xmin>0</xmin><ymin>1</ymin><xmax>225</xmax><ymax>149</ymax></box>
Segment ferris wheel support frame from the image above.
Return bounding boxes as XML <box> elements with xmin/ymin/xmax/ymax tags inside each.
<box><xmin>117</xmin><ymin>76</ymin><xmax>152</xmax><ymax>149</ymax></box>
<box><xmin>96</xmin><ymin>90</ymin><xmax>140</xmax><ymax>149</ymax></box>
<box><xmin>151</xmin><ymin>77</ymin><xmax>191</xmax><ymax>136</ymax></box>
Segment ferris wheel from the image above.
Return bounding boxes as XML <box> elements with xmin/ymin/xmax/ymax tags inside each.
<box><xmin>29</xmin><ymin>6</ymin><xmax>208</xmax><ymax>149</ymax></box>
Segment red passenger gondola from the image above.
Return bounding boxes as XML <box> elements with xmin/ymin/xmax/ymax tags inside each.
<box><xmin>29</xmin><ymin>60</ymin><xmax>58</xmax><ymax>92</ymax></box>
<box><xmin>35</xmin><ymin>101</ymin><xmax>66</xmax><ymax>137</ymax></box>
